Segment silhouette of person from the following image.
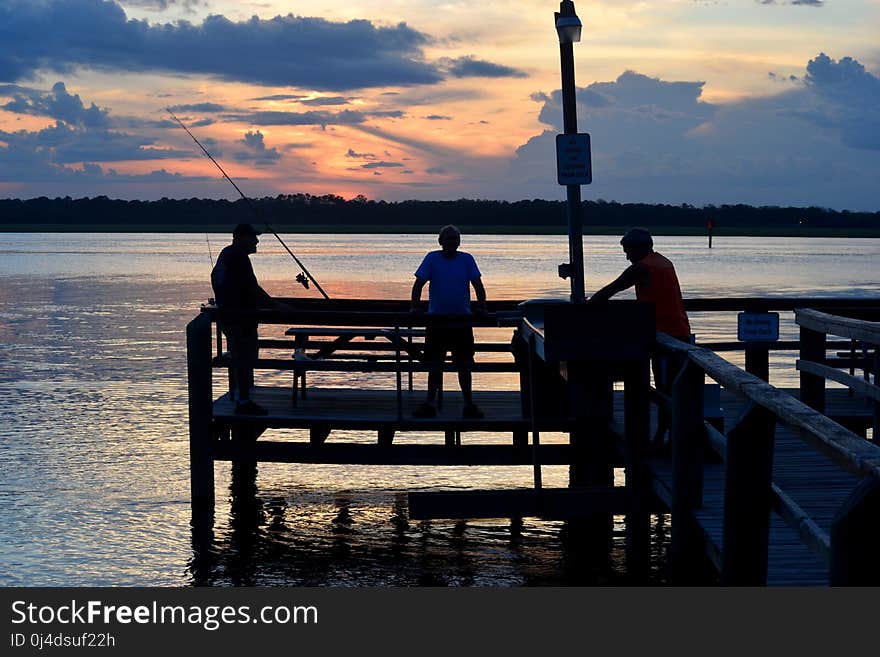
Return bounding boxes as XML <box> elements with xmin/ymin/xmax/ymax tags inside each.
<box><xmin>590</xmin><ymin>228</ymin><xmax>691</xmax><ymax>445</ymax></box>
<box><xmin>211</xmin><ymin>223</ymin><xmax>289</xmax><ymax>415</ymax></box>
<box><xmin>411</xmin><ymin>225</ymin><xmax>487</xmax><ymax>419</ymax></box>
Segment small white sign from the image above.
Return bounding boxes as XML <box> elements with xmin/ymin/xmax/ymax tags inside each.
<box><xmin>556</xmin><ymin>133</ymin><xmax>592</xmax><ymax>185</ymax></box>
<box><xmin>737</xmin><ymin>312</ymin><xmax>779</xmax><ymax>342</ymax></box>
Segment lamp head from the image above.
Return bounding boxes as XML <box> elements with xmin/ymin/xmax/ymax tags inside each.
<box><xmin>555</xmin><ymin>0</ymin><xmax>582</xmax><ymax>44</ymax></box>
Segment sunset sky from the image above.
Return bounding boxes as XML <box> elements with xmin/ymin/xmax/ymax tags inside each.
<box><xmin>0</xmin><ymin>0</ymin><xmax>878</xmax><ymax>209</ymax></box>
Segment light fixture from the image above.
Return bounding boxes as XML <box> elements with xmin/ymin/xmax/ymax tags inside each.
<box><xmin>555</xmin><ymin>1</ymin><xmax>582</xmax><ymax>44</ymax></box>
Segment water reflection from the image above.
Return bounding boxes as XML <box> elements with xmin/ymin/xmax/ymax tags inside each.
<box><xmin>188</xmin><ymin>466</ymin><xmax>665</xmax><ymax>587</ymax></box>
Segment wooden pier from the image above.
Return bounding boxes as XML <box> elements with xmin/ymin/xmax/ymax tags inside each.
<box><xmin>187</xmin><ymin>297</ymin><xmax>880</xmax><ymax>585</ymax></box>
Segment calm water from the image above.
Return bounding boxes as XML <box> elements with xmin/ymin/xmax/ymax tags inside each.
<box><xmin>1</xmin><ymin>233</ymin><xmax>878</xmax><ymax>586</ymax></box>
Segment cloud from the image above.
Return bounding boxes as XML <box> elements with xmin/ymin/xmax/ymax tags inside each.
<box><xmin>503</xmin><ymin>55</ymin><xmax>880</xmax><ymax>210</ymax></box>
<box><xmin>232</xmin><ymin>130</ymin><xmax>281</xmax><ymax>165</ymax></box>
<box><xmin>362</xmin><ymin>161</ymin><xmax>403</xmax><ymax>169</ymax></box>
<box><xmin>0</xmin><ymin>138</ymin><xmax>205</xmax><ymax>182</ymax></box>
<box><xmin>1</xmin><ymin>121</ymin><xmax>189</xmax><ymax>163</ymax></box>
<box><xmin>249</xmin><ymin>94</ymin><xmax>305</xmax><ymax>102</ymax></box>
<box><xmin>425</xmin><ymin>114</ymin><xmax>452</xmax><ymax>120</ymax></box>
<box><xmin>0</xmin><ymin>0</ymin><xmax>442</xmax><ymax>90</ymax></box>
<box><xmin>346</xmin><ymin>149</ymin><xmax>376</xmax><ymax>160</ymax></box>
<box><xmin>758</xmin><ymin>0</ymin><xmax>824</xmax><ymax>5</ymax></box>
<box><xmin>300</xmin><ymin>96</ymin><xmax>350</xmax><ymax>106</ymax></box>
<box><xmin>0</xmin><ymin>79</ymin><xmax>196</xmax><ymax>187</ymax></box>
<box><xmin>2</xmin><ymin>82</ymin><xmax>110</xmax><ymax>127</ymax></box>
<box><xmin>798</xmin><ymin>53</ymin><xmax>880</xmax><ymax>150</ymax></box>
<box><xmin>167</xmin><ymin>103</ymin><xmax>228</xmax><ymax>113</ymax></box>
<box><xmin>440</xmin><ymin>56</ymin><xmax>527</xmax><ymax>79</ymax></box>
<box><xmin>119</xmin><ymin>1</ymin><xmax>204</xmax><ymax>11</ymax></box>
<box><xmin>226</xmin><ymin>109</ymin><xmax>404</xmax><ymax>128</ymax></box>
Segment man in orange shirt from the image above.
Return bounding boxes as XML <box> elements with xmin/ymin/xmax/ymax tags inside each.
<box><xmin>590</xmin><ymin>227</ymin><xmax>690</xmax><ymax>340</ymax></box>
<box><xmin>590</xmin><ymin>228</ymin><xmax>691</xmax><ymax>446</ymax></box>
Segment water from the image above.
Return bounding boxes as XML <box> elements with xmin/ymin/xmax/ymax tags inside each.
<box><xmin>1</xmin><ymin>233</ymin><xmax>877</xmax><ymax>586</ymax></box>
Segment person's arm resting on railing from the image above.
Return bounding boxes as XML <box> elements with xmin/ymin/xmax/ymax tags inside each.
<box><xmin>589</xmin><ymin>263</ymin><xmax>645</xmax><ymax>303</ymax></box>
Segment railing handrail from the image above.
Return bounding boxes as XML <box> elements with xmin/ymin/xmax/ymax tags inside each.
<box><xmin>656</xmin><ymin>332</ymin><xmax>880</xmax><ymax>481</ymax></box>
<box><xmin>795</xmin><ymin>308</ymin><xmax>880</xmax><ymax>345</ymax></box>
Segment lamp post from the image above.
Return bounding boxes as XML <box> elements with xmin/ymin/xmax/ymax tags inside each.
<box><xmin>555</xmin><ymin>0</ymin><xmax>585</xmax><ymax>303</ymax></box>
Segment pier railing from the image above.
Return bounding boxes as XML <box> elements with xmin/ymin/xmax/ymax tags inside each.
<box><xmin>204</xmin><ymin>300</ymin><xmax>521</xmax><ymax>416</ymax></box>
<box><xmin>796</xmin><ymin>308</ymin><xmax>879</xmax><ymax>438</ymax></box>
<box><xmin>655</xmin><ymin>330</ymin><xmax>880</xmax><ymax>585</ymax></box>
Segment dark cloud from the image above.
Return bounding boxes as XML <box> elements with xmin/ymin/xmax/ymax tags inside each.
<box><xmin>425</xmin><ymin>114</ymin><xmax>451</xmax><ymax>120</ymax></box>
<box><xmin>0</xmin><ymin>84</ymin><xmax>29</xmax><ymax>96</ymax></box>
<box><xmin>226</xmin><ymin>109</ymin><xmax>404</xmax><ymax>128</ymax></box>
<box><xmin>768</xmin><ymin>72</ymin><xmax>800</xmax><ymax>83</ymax></box>
<box><xmin>119</xmin><ymin>1</ymin><xmax>204</xmax><ymax>11</ymax></box>
<box><xmin>2</xmin><ymin>82</ymin><xmax>110</xmax><ymax>127</ymax></box>
<box><xmin>167</xmin><ymin>102</ymin><xmax>228</xmax><ymax>113</ymax></box>
<box><xmin>300</xmin><ymin>96</ymin><xmax>350</xmax><ymax>106</ymax></box>
<box><xmin>346</xmin><ymin>149</ymin><xmax>376</xmax><ymax>160</ymax></box>
<box><xmin>1</xmin><ymin>121</ymin><xmax>188</xmax><ymax>163</ymax></box>
<box><xmin>506</xmin><ymin>55</ymin><xmax>879</xmax><ymax>210</ymax></box>
<box><xmin>799</xmin><ymin>53</ymin><xmax>880</xmax><ymax>150</ymax></box>
<box><xmin>250</xmin><ymin>94</ymin><xmax>306</xmax><ymax>102</ymax></box>
<box><xmin>0</xmin><ymin>79</ymin><xmax>191</xmax><ymax>187</ymax></box>
<box><xmin>0</xmin><ymin>0</ymin><xmax>442</xmax><ymax>90</ymax></box>
<box><xmin>362</xmin><ymin>161</ymin><xmax>403</xmax><ymax>169</ymax></box>
<box><xmin>758</xmin><ymin>1</ymin><xmax>823</xmax><ymax>5</ymax></box>
<box><xmin>536</xmin><ymin>70</ymin><xmax>712</xmax><ymax>132</ymax></box>
<box><xmin>233</xmin><ymin>130</ymin><xmax>281</xmax><ymax>165</ymax></box>
<box><xmin>0</xmin><ymin>147</ymin><xmax>208</xmax><ymax>183</ymax></box>
<box><xmin>440</xmin><ymin>56</ymin><xmax>527</xmax><ymax>79</ymax></box>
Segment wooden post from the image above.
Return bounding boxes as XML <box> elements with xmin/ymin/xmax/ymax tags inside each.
<box><xmin>721</xmin><ymin>401</ymin><xmax>776</xmax><ymax>585</ymax></box>
<box><xmin>830</xmin><ymin>475</ymin><xmax>880</xmax><ymax>585</ymax></box>
<box><xmin>799</xmin><ymin>325</ymin><xmax>826</xmax><ymax>413</ymax></box>
<box><xmin>310</xmin><ymin>424</ymin><xmax>331</xmax><ymax>445</ymax></box>
<box><xmin>187</xmin><ymin>313</ymin><xmax>215</xmax><ymax>511</ymax></box>
<box><xmin>527</xmin><ymin>334</ymin><xmax>542</xmax><ymax>493</ymax></box>
<box><xmin>669</xmin><ymin>357</ymin><xmax>706</xmax><ymax>582</ymax></box>
<box><xmin>873</xmin><ymin>349</ymin><xmax>879</xmax><ymax>441</ymax></box>
<box><xmin>395</xmin><ymin>326</ymin><xmax>403</xmax><ymax>421</ymax></box>
<box><xmin>624</xmin><ymin>356</ymin><xmax>651</xmax><ymax>579</ymax></box>
<box><xmin>745</xmin><ymin>343</ymin><xmax>769</xmax><ymax>382</ymax></box>
<box><xmin>566</xmin><ymin>361</ymin><xmax>614</xmax><ymax>565</ymax></box>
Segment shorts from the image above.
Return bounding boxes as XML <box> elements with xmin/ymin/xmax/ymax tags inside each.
<box><xmin>423</xmin><ymin>325</ymin><xmax>475</xmax><ymax>363</ymax></box>
<box><xmin>222</xmin><ymin>321</ymin><xmax>259</xmax><ymax>362</ymax></box>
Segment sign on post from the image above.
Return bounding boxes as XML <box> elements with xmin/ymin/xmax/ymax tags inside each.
<box><xmin>737</xmin><ymin>312</ymin><xmax>779</xmax><ymax>342</ymax></box>
<box><xmin>556</xmin><ymin>133</ymin><xmax>592</xmax><ymax>185</ymax></box>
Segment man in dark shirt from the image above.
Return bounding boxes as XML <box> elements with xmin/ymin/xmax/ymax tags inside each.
<box><xmin>211</xmin><ymin>223</ymin><xmax>286</xmax><ymax>415</ymax></box>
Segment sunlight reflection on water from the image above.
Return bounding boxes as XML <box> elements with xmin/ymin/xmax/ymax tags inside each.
<box><xmin>0</xmin><ymin>233</ymin><xmax>877</xmax><ymax>585</ymax></box>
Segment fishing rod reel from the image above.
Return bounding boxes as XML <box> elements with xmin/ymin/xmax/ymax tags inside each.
<box><xmin>296</xmin><ymin>272</ymin><xmax>310</xmax><ymax>289</ymax></box>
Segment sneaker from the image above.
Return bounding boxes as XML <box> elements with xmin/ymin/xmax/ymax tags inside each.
<box><xmin>412</xmin><ymin>402</ymin><xmax>437</xmax><ymax>418</ymax></box>
<box><xmin>462</xmin><ymin>403</ymin><xmax>484</xmax><ymax>420</ymax></box>
<box><xmin>235</xmin><ymin>400</ymin><xmax>268</xmax><ymax>416</ymax></box>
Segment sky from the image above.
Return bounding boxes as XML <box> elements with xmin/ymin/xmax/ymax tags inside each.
<box><xmin>0</xmin><ymin>0</ymin><xmax>878</xmax><ymax>210</ymax></box>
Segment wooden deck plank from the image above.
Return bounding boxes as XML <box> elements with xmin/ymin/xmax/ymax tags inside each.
<box><xmin>214</xmin><ymin>387</ymin><xmax>579</xmax><ymax>431</ymax></box>
<box><xmin>641</xmin><ymin>388</ymin><xmax>871</xmax><ymax>586</ymax></box>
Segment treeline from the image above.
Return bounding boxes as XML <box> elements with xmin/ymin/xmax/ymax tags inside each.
<box><xmin>0</xmin><ymin>194</ymin><xmax>878</xmax><ymax>231</ymax></box>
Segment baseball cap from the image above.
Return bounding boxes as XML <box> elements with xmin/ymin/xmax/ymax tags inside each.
<box><xmin>620</xmin><ymin>227</ymin><xmax>653</xmax><ymax>249</ymax></box>
<box><xmin>233</xmin><ymin>223</ymin><xmax>262</xmax><ymax>238</ymax></box>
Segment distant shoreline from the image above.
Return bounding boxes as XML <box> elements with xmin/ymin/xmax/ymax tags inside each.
<box><xmin>1</xmin><ymin>224</ymin><xmax>879</xmax><ymax>237</ymax></box>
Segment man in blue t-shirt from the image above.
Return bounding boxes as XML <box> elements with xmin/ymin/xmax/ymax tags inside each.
<box><xmin>411</xmin><ymin>225</ymin><xmax>487</xmax><ymax>419</ymax></box>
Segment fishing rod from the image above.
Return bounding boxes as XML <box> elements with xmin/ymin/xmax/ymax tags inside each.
<box><xmin>168</xmin><ymin>110</ymin><xmax>330</xmax><ymax>300</ymax></box>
